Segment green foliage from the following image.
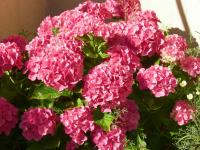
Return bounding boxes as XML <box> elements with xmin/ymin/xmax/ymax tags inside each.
<box><xmin>30</xmin><ymin>84</ymin><xmax>72</xmax><ymax>100</ymax></box>
<box><xmin>79</xmin><ymin>33</ymin><xmax>109</xmax><ymax>73</ymax></box>
<box><xmin>93</xmin><ymin>108</ymin><xmax>116</xmax><ymax>131</ymax></box>
<box><xmin>52</xmin><ymin>27</ymin><xmax>60</xmax><ymax>36</ymax></box>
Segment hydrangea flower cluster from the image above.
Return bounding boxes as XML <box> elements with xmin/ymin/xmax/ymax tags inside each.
<box><xmin>83</xmin><ymin>62</ymin><xmax>133</xmax><ymax>112</ymax></box>
<box><xmin>0</xmin><ymin>42</ymin><xmax>23</xmax><ymax>76</ymax></box>
<box><xmin>60</xmin><ymin>106</ymin><xmax>94</xmax><ymax>145</ymax></box>
<box><xmin>106</xmin><ymin>45</ymin><xmax>141</xmax><ymax>72</ymax></box>
<box><xmin>25</xmin><ymin>35</ymin><xmax>83</xmax><ymax>91</ymax></box>
<box><xmin>1</xmin><ymin>35</ymin><xmax>27</xmax><ymax>51</ymax></box>
<box><xmin>104</xmin><ymin>0</ymin><xmax>141</xmax><ymax>19</ymax></box>
<box><xmin>180</xmin><ymin>56</ymin><xmax>200</xmax><ymax>78</ymax></box>
<box><xmin>91</xmin><ymin>126</ymin><xmax>126</xmax><ymax>150</ymax></box>
<box><xmin>107</xmin><ymin>10</ymin><xmax>164</xmax><ymax>57</ymax></box>
<box><xmin>0</xmin><ymin>97</ymin><xmax>18</xmax><ymax>136</ymax></box>
<box><xmin>170</xmin><ymin>100</ymin><xmax>195</xmax><ymax>126</ymax></box>
<box><xmin>137</xmin><ymin>65</ymin><xmax>177</xmax><ymax>97</ymax></box>
<box><xmin>160</xmin><ymin>34</ymin><xmax>188</xmax><ymax>63</ymax></box>
<box><xmin>115</xmin><ymin>99</ymin><xmax>140</xmax><ymax>131</ymax></box>
<box><xmin>19</xmin><ymin>108</ymin><xmax>57</xmax><ymax>141</ymax></box>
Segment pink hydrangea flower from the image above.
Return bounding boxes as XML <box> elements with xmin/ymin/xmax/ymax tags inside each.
<box><xmin>19</xmin><ymin>108</ymin><xmax>57</xmax><ymax>141</ymax></box>
<box><xmin>83</xmin><ymin>62</ymin><xmax>133</xmax><ymax>112</ymax></box>
<box><xmin>180</xmin><ymin>56</ymin><xmax>200</xmax><ymax>78</ymax></box>
<box><xmin>75</xmin><ymin>0</ymin><xmax>113</xmax><ymax>20</ymax></box>
<box><xmin>66</xmin><ymin>140</ymin><xmax>77</xmax><ymax>150</ymax></box>
<box><xmin>0</xmin><ymin>42</ymin><xmax>23</xmax><ymax>76</ymax></box>
<box><xmin>107</xmin><ymin>11</ymin><xmax>164</xmax><ymax>57</ymax></box>
<box><xmin>38</xmin><ymin>9</ymin><xmax>106</xmax><ymax>38</ymax></box>
<box><xmin>60</xmin><ymin>107</ymin><xmax>94</xmax><ymax>145</ymax></box>
<box><xmin>125</xmin><ymin>11</ymin><xmax>164</xmax><ymax>57</ymax></box>
<box><xmin>106</xmin><ymin>45</ymin><xmax>141</xmax><ymax>72</ymax></box>
<box><xmin>2</xmin><ymin>35</ymin><xmax>28</xmax><ymax>52</ymax></box>
<box><xmin>160</xmin><ymin>34</ymin><xmax>188</xmax><ymax>63</ymax></box>
<box><xmin>170</xmin><ymin>100</ymin><xmax>195</xmax><ymax>126</ymax></box>
<box><xmin>104</xmin><ymin>0</ymin><xmax>141</xmax><ymax>19</ymax></box>
<box><xmin>137</xmin><ymin>65</ymin><xmax>177</xmax><ymax>97</ymax></box>
<box><xmin>91</xmin><ymin>126</ymin><xmax>126</xmax><ymax>150</ymax></box>
<box><xmin>115</xmin><ymin>99</ymin><xmax>140</xmax><ymax>131</ymax></box>
<box><xmin>25</xmin><ymin>35</ymin><xmax>84</xmax><ymax>91</ymax></box>
<box><xmin>0</xmin><ymin>97</ymin><xmax>18</xmax><ymax>136</ymax></box>
<box><xmin>1</xmin><ymin>35</ymin><xmax>27</xmax><ymax>51</ymax></box>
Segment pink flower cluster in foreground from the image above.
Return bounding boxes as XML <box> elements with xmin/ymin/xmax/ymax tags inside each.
<box><xmin>137</xmin><ymin>65</ymin><xmax>177</xmax><ymax>97</ymax></box>
<box><xmin>60</xmin><ymin>107</ymin><xmax>94</xmax><ymax>145</ymax></box>
<box><xmin>171</xmin><ymin>100</ymin><xmax>195</xmax><ymax>126</ymax></box>
<box><xmin>91</xmin><ymin>126</ymin><xmax>126</xmax><ymax>150</ymax></box>
<box><xmin>1</xmin><ymin>35</ymin><xmax>27</xmax><ymax>51</ymax></box>
<box><xmin>25</xmin><ymin>35</ymin><xmax>84</xmax><ymax>91</ymax></box>
<box><xmin>160</xmin><ymin>34</ymin><xmax>188</xmax><ymax>63</ymax></box>
<box><xmin>83</xmin><ymin>62</ymin><xmax>133</xmax><ymax>112</ymax></box>
<box><xmin>0</xmin><ymin>97</ymin><xmax>18</xmax><ymax>136</ymax></box>
<box><xmin>20</xmin><ymin>108</ymin><xmax>57</xmax><ymax>141</ymax></box>
<box><xmin>0</xmin><ymin>42</ymin><xmax>23</xmax><ymax>76</ymax></box>
<box><xmin>180</xmin><ymin>56</ymin><xmax>200</xmax><ymax>78</ymax></box>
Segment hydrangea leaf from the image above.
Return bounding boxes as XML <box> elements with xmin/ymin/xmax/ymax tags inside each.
<box><xmin>52</xmin><ymin>27</ymin><xmax>59</xmax><ymax>36</ymax></box>
<box><xmin>30</xmin><ymin>84</ymin><xmax>72</xmax><ymax>100</ymax></box>
<box><xmin>94</xmin><ymin>108</ymin><xmax>115</xmax><ymax>131</ymax></box>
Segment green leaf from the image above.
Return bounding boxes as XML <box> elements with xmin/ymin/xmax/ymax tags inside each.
<box><xmin>30</xmin><ymin>84</ymin><xmax>72</xmax><ymax>100</ymax></box>
<box><xmin>94</xmin><ymin>108</ymin><xmax>115</xmax><ymax>131</ymax></box>
<box><xmin>76</xmin><ymin>98</ymin><xmax>85</xmax><ymax>107</ymax></box>
<box><xmin>99</xmin><ymin>52</ymin><xmax>110</xmax><ymax>59</ymax></box>
<box><xmin>52</xmin><ymin>27</ymin><xmax>59</xmax><ymax>36</ymax></box>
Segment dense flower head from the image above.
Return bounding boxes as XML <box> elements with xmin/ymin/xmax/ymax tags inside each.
<box><xmin>83</xmin><ymin>62</ymin><xmax>133</xmax><ymax>112</ymax></box>
<box><xmin>170</xmin><ymin>100</ymin><xmax>195</xmax><ymax>126</ymax></box>
<box><xmin>25</xmin><ymin>35</ymin><xmax>84</xmax><ymax>91</ymax></box>
<box><xmin>37</xmin><ymin>16</ymin><xmax>62</xmax><ymax>38</ymax></box>
<box><xmin>137</xmin><ymin>65</ymin><xmax>177</xmax><ymax>97</ymax></box>
<box><xmin>104</xmin><ymin>0</ymin><xmax>141</xmax><ymax>19</ymax></box>
<box><xmin>125</xmin><ymin>10</ymin><xmax>164</xmax><ymax>57</ymax></box>
<box><xmin>19</xmin><ymin>108</ymin><xmax>57</xmax><ymax>141</ymax></box>
<box><xmin>115</xmin><ymin>99</ymin><xmax>140</xmax><ymax>131</ymax></box>
<box><xmin>75</xmin><ymin>0</ymin><xmax>112</xmax><ymax>20</ymax></box>
<box><xmin>180</xmin><ymin>56</ymin><xmax>200</xmax><ymax>78</ymax></box>
<box><xmin>107</xmin><ymin>45</ymin><xmax>141</xmax><ymax>72</ymax></box>
<box><xmin>0</xmin><ymin>97</ymin><xmax>18</xmax><ymax>136</ymax></box>
<box><xmin>107</xmin><ymin>10</ymin><xmax>164</xmax><ymax>57</ymax></box>
<box><xmin>0</xmin><ymin>42</ymin><xmax>23</xmax><ymax>76</ymax></box>
<box><xmin>60</xmin><ymin>106</ymin><xmax>94</xmax><ymax>145</ymax></box>
<box><xmin>1</xmin><ymin>35</ymin><xmax>27</xmax><ymax>51</ymax></box>
<box><xmin>38</xmin><ymin>9</ymin><xmax>106</xmax><ymax>39</ymax></box>
<box><xmin>91</xmin><ymin>126</ymin><xmax>126</xmax><ymax>150</ymax></box>
<box><xmin>160</xmin><ymin>34</ymin><xmax>188</xmax><ymax>63</ymax></box>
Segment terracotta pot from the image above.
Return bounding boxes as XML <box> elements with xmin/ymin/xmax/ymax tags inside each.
<box><xmin>0</xmin><ymin>0</ymin><xmax>46</xmax><ymax>39</ymax></box>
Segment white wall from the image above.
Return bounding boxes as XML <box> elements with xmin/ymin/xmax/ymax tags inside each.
<box><xmin>141</xmin><ymin>0</ymin><xmax>200</xmax><ymax>45</ymax></box>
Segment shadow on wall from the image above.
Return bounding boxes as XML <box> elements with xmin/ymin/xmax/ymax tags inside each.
<box><xmin>168</xmin><ymin>28</ymin><xmax>199</xmax><ymax>48</ymax></box>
